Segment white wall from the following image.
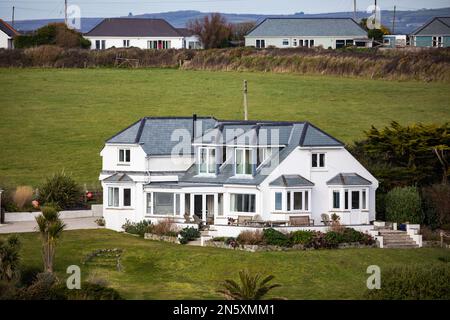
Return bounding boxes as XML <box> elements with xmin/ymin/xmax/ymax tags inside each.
<box><xmin>259</xmin><ymin>147</ymin><xmax>378</xmax><ymax>225</ymax></box>
<box><xmin>85</xmin><ymin>36</ymin><xmax>184</xmax><ymax>50</ymax></box>
<box><xmin>101</xmin><ymin>144</ymin><xmax>147</xmax><ymax>172</ymax></box>
<box><xmin>245</xmin><ymin>36</ymin><xmax>368</xmax><ymax>49</ymax></box>
<box><xmin>0</xmin><ymin>30</ymin><xmax>12</xmax><ymax>49</ymax></box>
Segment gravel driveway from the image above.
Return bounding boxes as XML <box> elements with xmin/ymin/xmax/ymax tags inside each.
<box><xmin>0</xmin><ymin>217</ymin><xmax>103</xmax><ymax>234</ymax></box>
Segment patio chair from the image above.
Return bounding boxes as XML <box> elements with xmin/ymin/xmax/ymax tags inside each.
<box><xmin>289</xmin><ymin>216</ymin><xmax>311</xmax><ymax>226</ymax></box>
<box><xmin>237</xmin><ymin>215</ymin><xmax>252</xmax><ymax>226</ymax></box>
<box><xmin>321</xmin><ymin>213</ymin><xmax>331</xmax><ymax>226</ymax></box>
<box><xmin>184</xmin><ymin>213</ymin><xmax>192</xmax><ymax>223</ymax></box>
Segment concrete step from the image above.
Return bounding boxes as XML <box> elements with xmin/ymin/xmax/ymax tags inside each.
<box><xmin>384</xmin><ymin>244</ymin><xmax>419</xmax><ymax>248</ymax></box>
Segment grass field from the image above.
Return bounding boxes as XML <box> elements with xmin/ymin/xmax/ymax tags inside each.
<box><xmin>0</xmin><ymin>68</ymin><xmax>449</xmax><ymax>186</ymax></box>
<box><xmin>2</xmin><ymin>229</ymin><xmax>448</xmax><ymax>299</ymax></box>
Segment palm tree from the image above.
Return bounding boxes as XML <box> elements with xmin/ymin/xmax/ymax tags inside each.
<box><xmin>35</xmin><ymin>205</ymin><xmax>66</xmax><ymax>273</ymax></box>
<box><xmin>218</xmin><ymin>270</ymin><xmax>281</xmax><ymax>300</ymax></box>
<box><xmin>0</xmin><ymin>235</ymin><xmax>21</xmax><ymax>282</ymax></box>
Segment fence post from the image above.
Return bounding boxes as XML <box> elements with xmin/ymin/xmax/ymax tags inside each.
<box><xmin>441</xmin><ymin>231</ymin><xmax>444</xmax><ymax>248</ymax></box>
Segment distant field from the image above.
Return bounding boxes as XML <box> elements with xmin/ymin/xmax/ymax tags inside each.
<box><xmin>0</xmin><ymin>68</ymin><xmax>449</xmax><ymax>186</ymax></box>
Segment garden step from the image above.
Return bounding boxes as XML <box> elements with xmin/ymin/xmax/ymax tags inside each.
<box><xmin>384</xmin><ymin>244</ymin><xmax>419</xmax><ymax>248</ymax></box>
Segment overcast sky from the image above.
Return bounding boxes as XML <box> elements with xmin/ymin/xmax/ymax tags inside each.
<box><xmin>0</xmin><ymin>0</ymin><xmax>448</xmax><ymax>21</ymax></box>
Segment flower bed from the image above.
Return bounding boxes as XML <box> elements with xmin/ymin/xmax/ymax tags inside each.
<box><xmin>206</xmin><ymin>228</ymin><xmax>376</xmax><ymax>252</ymax></box>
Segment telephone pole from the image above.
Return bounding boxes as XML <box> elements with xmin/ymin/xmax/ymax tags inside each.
<box><xmin>64</xmin><ymin>0</ymin><xmax>68</xmax><ymax>25</ymax></box>
<box><xmin>374</xmin><ymin>0</ymin><xmax>377</xmax><ymax>24</ymax></box>
<box><xmin>12</xmin><ymin>6</ymin><xmax>15</xmax><ymax>28</ymax></box>
<box><xmin>243</xmin><ymin>80</ymin><xmax>248</xmax><ymax>121</ymax></box>
<box><xmin>392</xmin><ymin>5</ymin><xmax>397</xmax><ymax>34</ymax></box>
<box><xmin>353</xmin><ymin>0</ymin><xmax>357</xmax><ymax>20</ymax></box>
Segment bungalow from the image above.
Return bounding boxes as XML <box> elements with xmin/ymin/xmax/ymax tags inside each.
<box><xmin>410</xmin><ymin>17</ymin><xmax>450</xmax><ymax>48</ymax></box>
<box><xmin>244</xmin><ymin>18</ymin><xmax>370</xmax><ymax>49</ymax></box>
<box><xmin>84</xmin><ymin>18</ymin><xmax>189</xmax><ymax>50</ymax></box>
<box><xmin>0</xmin><ymin>19</ymin><xmax>19</xmax><ymax>49</ymax></box>
<box><xmin>99</xmin><ymin>115</ymin><xmax>378</xmax><ymax>234</ymax></box>
<box><xmin>176</xmin><ymin>28</ymin><xmax>202</xmax><ymax>49</ymax></box>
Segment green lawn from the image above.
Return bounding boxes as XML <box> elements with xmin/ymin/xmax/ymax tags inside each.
<box><xmin>0</xmin><ymin>68</ymin><xmax>449</xmax><ymax>186</ymax></box>
<box><xmin>2</xmin><ymin>229</ymin><xmax>448</xmax><ymax>300</ymax></box>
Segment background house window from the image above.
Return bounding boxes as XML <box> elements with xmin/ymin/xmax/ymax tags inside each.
<box><xmin>123</xmin><ymin>188</ymin><xmax>131</xmax><ymax>207</ymax></box>
<box><xmin>282</xmin><ymin>39</ymin><xmax>289</xmax><ymax>46</ymax></box>
<box><xmin>333</xmin><ymin>190</ymin><xmax>340</xmax><ymax>209</ymax></box>
<box><xmin>123</xmin><ymin>40</ymin><xmax>130</xmax><ymax>47</ymax></box>
<box><xmin>312</xmin><ymin>153</ymin><xmax>325</xmax><ymax>168</ymax></box>
<box><xmin>199</xmin><ymin>147</ymin><xmax>216</xmax><ymax>174</ymax></box>
<box><xmin>432</xmin><ymin>36</ymin><xmax>443</xmax><ymax>47</ymax></box>
<box><xmin>230</xmin><ymin>194</ymin><xmax>255</xmax><ymax>213</ymax></box>
<box><xmin>304</xmin><ymin>39</ymin><xmax>309</xmax><ymax>47</ymax></box>
<box><xmin>256</xmin><ymin>39</ymin><xmax>265</xmax><ymax>48</ymax></box>
<box><xmin>299</xmin><ymin>39</ymin><xmax>304</xmax><ymax>47</ymax></box>
<box><xmin>275</xmin><ymin>192</ymin><xmax>282</xmax><ymax>211</ymax></box>
<box><xmin>119</xmin><ymin>149</ymin><xmax>130</xmax><ymax>163</ymax></box>
<box><xmin>153</xmin><ymin>192</ymin><xmax>174</xmax><ymax>215</ymax></box>
<box><xmin>235</xmin><ymin>148</ymin><xmax>252</xmax><ymax>175</ymax></box>
<box><xmin>108</xmin><ymin>187</ymin><xmax>119</xmax><ymax>207</ymax></box>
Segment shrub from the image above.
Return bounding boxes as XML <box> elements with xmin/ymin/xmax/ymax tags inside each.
<box><xmin>323</xmin><ymin>231</ymin><xmax>343</xmax><ymax>247</ymax></box>
<box><xmin>366</xmin><ymin>265</ymin><xmax>450</xmax><ymax>300</ymax></box>
<box><xmin>290</xmin><ymin>230</ymin><xmax>315</xmax><ymax>245</ymax></box>
<box><xmin>236</xmin><ymin>230</ymin><xmax>264</xmax><ymax>245</ymax></box>
<box><xmin>121</xmin><ymin>219</ymin><xmax>151</xmax><ymax>237</ymax></box>
<box><xmin>262</xmin><ymin>228</ymin><xmax>291</xmax><ymax>247</ymax></box>
<box><xmin>179</xmin><ymin>227</ymin><xmax>201</xmax><ymax>244</ymax></box>
<box><xmin>63</xmin><ymin>282</ymin><xmax>122</xmax><ymax>300</ymax></box>
<box><xmin>94</xmin><ymin>218</ymin><xmax>105</xmax><ymax>226</ymax></box>
<box><xmin>151</xmin><ymin>218</ymin><xmax>177</xmax><ymax>236</ymax></box>
<box><xmin>306</xmin><ymin>232</ymin><xmax>337</xmax><ymax>249</ymax></box>
<box><xmin>38</xmin><ymin>171</ymin><xmax>82</xmax><ymax>209</ymax></box>
<box><xmin>422</xmin><ymin>184</ymin><xmax>450</xmax><ymax>228</ymax></box>
<box><xmin>385</xmin><ymin>186</ymin><xmax>423</xmax><ymax>224</ymax></box>
<box><xmin>19</xmin><ymin>265</ymin><xmax>42</xmax><ymax>287</ymax></box>
<box><xmin>13</xmin><ymin>186</ymin><xmax>34</xmax><ymax>210</ymax></box>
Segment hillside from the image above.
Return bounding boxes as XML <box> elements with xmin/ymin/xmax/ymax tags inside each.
<box><xmin>9</xmin><ymin>7</ymin><xmax>450</xmax><ymax>34</ymax></box>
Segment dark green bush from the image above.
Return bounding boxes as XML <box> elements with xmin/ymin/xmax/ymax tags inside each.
<box><xmin>179</xmin><ymin>227</ymin><xmax>201</xmax><ymax>244</ymax></box>
<box><xmin>63</xmin><ymin>282</ymin><xmax>122</xmax><ymax>300</ymax></box>
<box><xmin>38</xmin><ymin>171</ymin><xmax>81</xmax><ymax>209</ymax></box>
<box><xmin>263</xmin><ymin>228</ymin><xmax>291</xmax><ymax>247</ymax></box>
<box><xmin>122</xmin><ymin>220</ymin><xmax>151</xmax><ymax>237</ymax></box>
<box><xmin>385</xmin><ymin>186</ymin><xmax>423</xmax><ymax>224</ymax></box>
<box><xmin>290</xmin><ymin>230</ymin><xmax>315</xmax><ymax>245</ymax></box>
<box><xmin>366</xmin><ymin>265</ymin><xmax>450</xmax><ymax>300</ymax></box>
<box><xmin>323</xmin><ymin>231</ymin><xmax>343</xmax><ymax>247</ymax></box>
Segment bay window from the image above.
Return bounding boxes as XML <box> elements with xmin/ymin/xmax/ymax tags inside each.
<box><xmin>274</xmin><ymin>192</ymin><xmax>282</xmax><ymax>211</ymax></box>
<box><xmin>330</xmin><ymin>188</ymin><xmax>369</xmax><ymax>211</ymax></box>
<box><xmin>235</xmin><ymin>148</ymin><xmax>253</xmax><ymax>175</ymax></box>
<box><xmin>230</xmin><ymin>194</ymin><xmax>255</xmax><ymax>213</ymax></box>
<box><xmin>108</xmin><ymin>187</ymin><xmax>119</xmax><ymax>207</ymax></box>
<box><xmin>123</xmin><ymin>188</ymin><xmax>131</xmax><ymax>207</ymax></box>
<box><xmin>107</xmin><ymin>186</ymin><xmax>132</xmax><ymax>208</ymax></box>
<box><xmin>153</xmin><ymin>192</ymin><xmax>174</xmax><ymax>215</ymax></box>
<box><xmin>332</xmin><ymin>190</ymin><xmax>340</xmax><ymax>209</ymax></box>
<box><xmin>275</xmin><ymin>190</ymin><xmax>311</xmax><ymax>212</ymax></box>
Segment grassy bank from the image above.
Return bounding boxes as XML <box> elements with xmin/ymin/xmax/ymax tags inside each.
<box><xmin>0</xmin><ymin>68</ymin><xmax>449</xmax><ymax>186</ymax></box>
<box><xmin>2</xmin><ymin>229</ymin><xmax>448</xmax><ymax>299</ymax></box>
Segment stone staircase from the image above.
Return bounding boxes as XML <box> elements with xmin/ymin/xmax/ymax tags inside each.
<box><xmin>378</xmin><ymin>229</ymin><xmax>419</xmax><ymax>248</ymax></box>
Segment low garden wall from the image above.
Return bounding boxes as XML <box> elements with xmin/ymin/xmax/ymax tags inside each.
<box><xmin>205</xmin><ymin>240</ymin><xmax>376</xmax><ymax>252</ymax></box>
<box><xmin>144</xmin><ymin>233</ymin><xmax>179</xmax><ymax>244</ymax></box>
<box><xmin>5</xmin><ymin>204</ymin><xmax>103</xmax><ymax>222</ymax></box>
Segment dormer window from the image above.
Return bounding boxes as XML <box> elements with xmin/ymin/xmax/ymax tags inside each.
<box><xmin>118</xmin><ymin>149</ymin><xmax>130</xmax><ymax>164</ymax></box>
<box><xmin>199</xmin><ymin>147</ymin><xmax>216</xmax><ymax>174</ymax></box>
<box><xmin>235</xmin><ymin>148</ymin><xmax>253</xmax><ymax>175</ymax></box>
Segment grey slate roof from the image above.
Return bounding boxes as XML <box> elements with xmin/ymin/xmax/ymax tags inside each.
<box><xmin>85</xmin><ymin>18</ymin><xmax>182</xmax><ymax>37</ymax></box>
<box><xmin>103</xmin><ymin>173</ymin><xmax>134</xmax><ymax>182</ymax></box>
<box><xmin>327</xmin><ymin>173</ymin><xmax>372</xmax><ymax>186</ymax></box>
<box><xmin>0</xmin><ymin>19</ymin><xmax>19</xmax><ymax>37</ymax></box>
<box><xmin>107</xmin><ymin>117</ymin><xmax>217</xmax><ymax>155</ymax></box>
<box><xmin>269</xmin><ymin>175</ymin><xmax>314</xmax><ymax>187</ymax></box>
<box><xmin>246</xmin><ymin>18</ymin><xmax>367</xmax><ymax>38</ymax></box>
<box><xmin>410</xmin><ymin>17</ymin><xmax>450</xmax><ymax>36</ymax></box>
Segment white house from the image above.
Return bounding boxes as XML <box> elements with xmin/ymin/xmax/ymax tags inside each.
<box><xmin>0</xmin><ymin>19</ymin><xmax>19</xmax><ymax>49</ymax></box>
<box><xmin>245</xmin><ymin>18</ymin><xmax>370</xmax><ymax>49</ymax></box>
<box><xmin>99</xmin><ymin>116</ymin><xmax>378</xmax><ymax>234</ymax></box>
<box><xmin>84</xmin><ymin>18</ymin><xmax>201</xmax><ymax>50</ymax></box>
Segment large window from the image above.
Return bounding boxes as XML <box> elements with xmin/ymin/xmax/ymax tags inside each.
<box><xmin>108</xmin><ymin>187</ymin><xmax>119</xmax><ymax>207</ymax></box>
<box><xmin>199</xmin><ymin>147</ymin><xmax>216</xmax><ymax>174</ymax></box>
<box><xmin>123</xmin><ymin>188</ymin><xmax>131</xmax><ymax>207</ymax></box>
<box><xmin>274</xmin><ymin>192</ymin><xmax>282</xmax><ymax>211</ymax></box>
<box><xmin>312</xmin><ymin>153</ymin><xmax>325</xmax><ymax>168</ymax></box>
<box><xmin>153</xmin><ymin>192</ymin><xmax>174</xmax><ymax>215</ymax></box>
<box><xmin>147</xmin><ymin>40</ymin><xmax>171</xmax><ymax>49</ymax></box>
<box><xmin>256</xmin><ymin>39</ymin><xmax>265</xmax><ymax>48</ymax></box>
<box><xmin>286</xmin><ymin>190</ymin><xmax>310</xmax><ymax>212</ymax></box>
<box><xmin>230</xmin><ymin>194</ymin><xmax>255</xmax><ymax>213</ymax></box>
<box><xmin>95</xmin><ymin>40</ymin><xmax>106</xmax><ymax>49</ymax></box>
<box><xmin>432</xmin><ymin>36</ymin><xmax>443</xmax><ymax>48</ymax></box>
<box><xmin>235</xmin><ymin>148</ymin><xmax>253</xmax><ymax>175</ymax></box>
<box><xmin>333</xmin><ymin>190</ymin><xmax>340</xmax><ymax>209</ymax></box>
<box><xmin>119</xmin><ymin>149</ymin><xmax>130</xmax><ymax>163</ymax></box>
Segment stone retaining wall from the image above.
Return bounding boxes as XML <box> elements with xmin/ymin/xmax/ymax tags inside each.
<box><xmin>144</xmin><ymin>233</ymin><xmax>179</xmax><ymax>244</ymax></box>
<box><xmin>5</xmin><ymin>204</ymin><xmax>103</xmax><ymax>222</ymax></box>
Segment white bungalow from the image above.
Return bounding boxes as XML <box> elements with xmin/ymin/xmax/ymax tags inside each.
<box><xmin>99</xmin><ymin>115</ymin><xmax>379</xmax><ymax>235</ymax></box>
<box><xmin>0</xmin><ymin>19</ymin><xmax>19</xmax><ymax>49</ymax></box>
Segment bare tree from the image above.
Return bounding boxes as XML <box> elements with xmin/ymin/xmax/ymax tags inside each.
<box><xmin>230</xmin><ymin>21</ymin><xmax>256</xmax><ymax>44</ymax></box>
<box><xmin>187</xmin><ymin>13</ymin><xmax>232</xmax><ymax>49</ymax></box>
